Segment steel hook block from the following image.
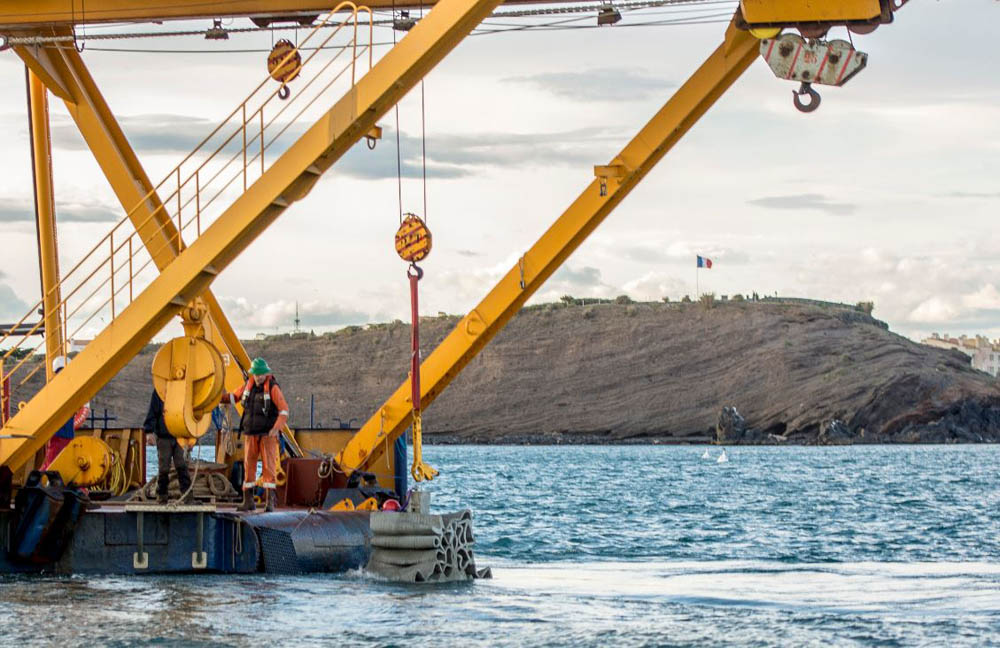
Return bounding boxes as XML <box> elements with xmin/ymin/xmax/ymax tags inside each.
<box><xmin>792</xmin><ymin>82</ymin><xmax>821</xmax><ymax>113</ymax></box>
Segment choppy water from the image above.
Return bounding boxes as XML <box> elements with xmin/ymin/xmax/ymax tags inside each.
<box><xmin>2</xmin><ymin>445</ymin><xmax>1000</xmax><ymax>646</ymax></box>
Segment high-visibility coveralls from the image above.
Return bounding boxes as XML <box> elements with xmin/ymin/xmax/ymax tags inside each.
<box><xmin>221</xmin><ymin>358</ymin><xmax>289</xmax><ymax>512</ymax></box>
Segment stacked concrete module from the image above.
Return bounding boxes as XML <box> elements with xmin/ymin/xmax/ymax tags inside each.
<box><xmin>367</xmin><ymin>510</ymin><xmax>490</xmax><ymax>583</ymax></box>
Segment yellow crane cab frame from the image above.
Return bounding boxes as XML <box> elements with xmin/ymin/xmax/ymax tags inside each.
<box><xmin>0</xmin><ymin>0</ymin><xmax>910</xmax><ymax>490</ymax></box>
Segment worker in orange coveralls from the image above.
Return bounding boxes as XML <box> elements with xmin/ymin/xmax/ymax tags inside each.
<box><xmin>41</xmin><ymin>355</ymin><xmax>90</xmax><ymax>469</ymax></box>
<box><xmin>220</xmin><ymin>357</ymin><xmax>289</xmax><ymax>512</ymax></box>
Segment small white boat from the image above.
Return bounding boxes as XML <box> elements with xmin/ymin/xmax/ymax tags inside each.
<box><xmin>701</xmin><ymin>449</ymin><xmax>711</xmax><ymax>459</ymax></box>
<box><xmin>716</xmin><ymin>449</ymin><xmax>729</xmax><ymax>463</ymax></box>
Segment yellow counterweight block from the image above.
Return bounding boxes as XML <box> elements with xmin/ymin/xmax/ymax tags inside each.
<box><xmin>47</xmin><ymin>436</ymin><xmax>113</xmax><ymax>487</ymax></box>
<box><xmin>151</xmin><ymin>300</ymin><xmax>226</xmax><ymax>440</ymax></box>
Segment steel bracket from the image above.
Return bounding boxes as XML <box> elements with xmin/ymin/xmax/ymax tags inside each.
<box><xmin>594</xmin><ymin>161</ymin><xmax>628</xmax><ymax>196</ymax></box>
<box><xmin>191</xmin><ymin>511</ymin><xmax>207</xmax><ymax>569</ymax></box>
<box><xmin>132</xmin><ymin>510</ymin><xmax>148</xmax><ymax>570</ymax></box>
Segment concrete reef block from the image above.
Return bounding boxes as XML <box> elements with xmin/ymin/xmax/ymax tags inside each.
<box><xmin>370</xmin><ymin>548</ymin><xmax>444</xmax><ymax>566</ymax></box>
<box><xmin>371</xmin><ymin>534</ymin><xmax>442</xmax><ymax>550</ymax></box>
<box><xmin>368</xmin><ymin>557</ymin><xmax>441</xmax><ymax>583</ymax></box>
<box><xmin>370</xmin><ymin>512</ymin><xmax>443</xmax><ymax>536</ymax></box>
<box><xmin>366</xmin><ymin>509</ymin><xmax>485</xmax><ymax>584</ymax></box>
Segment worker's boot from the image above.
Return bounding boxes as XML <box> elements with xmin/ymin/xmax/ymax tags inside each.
<box><xmin>156</xmin><ymin>493</ymin><xmax>169</xmax><ymax>505</ymax></box>
<box><xmin>265</xmin><ymin>489</ymin><xmax>275</xmax><ymax>513</ymax></box>
<box><xmin>237</xmin><ymin>488</ymin><xmax>255</xmax><ymax>512</ymax></box>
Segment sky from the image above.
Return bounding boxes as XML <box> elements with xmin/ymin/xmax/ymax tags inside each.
<box><xmin>0</xmin><ymin>0</ymin><xmax>997</xmax><ymax>347</ymax></box>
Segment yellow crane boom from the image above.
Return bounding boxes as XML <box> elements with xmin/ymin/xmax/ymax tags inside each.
<box><xmin>16</xmin><ymin>36</ymin><xmax>251</xmax><ymax>397</ymax></box>
<box><xmin>339</xmin><ymin>20</ymin><xmax>759</xmax><ymax>477</ymax></box>
<box><xmin>0</xmin><ymin>0</ymin><xmax>503</xmax><ymax>471</ymax></box>
<box><xmin>0</xmin><ymin>0</ymin><xmax>911</xmax><ymax>482</ymax></box>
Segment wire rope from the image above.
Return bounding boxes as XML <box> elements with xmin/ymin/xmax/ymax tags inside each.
<box><xmin>392</xmin><ymin>0</ymin><xmax>403</xmax><ymax>222</ymax></box>
<box><xmin>2</xmin><ymin>0</ymin><xmax>736</xmax><ymax>46</ymax></box>
<box><xmin>419</xmin><ymin>0</ymin><xmax>428</xmax><ymax>223</ymax></box>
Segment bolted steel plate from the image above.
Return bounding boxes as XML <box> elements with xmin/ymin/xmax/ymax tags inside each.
<box><xmin>760</xmin><ymin>34</ymin><xmax>867</xmax><ymax>87</ymax></box>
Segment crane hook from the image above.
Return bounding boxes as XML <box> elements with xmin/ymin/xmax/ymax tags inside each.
<box><xmin>792</xmin><ymin>82</ymin><xmax>821</xmax><ymax>113</ymax></box>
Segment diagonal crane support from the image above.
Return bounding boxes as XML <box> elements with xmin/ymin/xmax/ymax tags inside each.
<box><xmin>15</xmin><ymin>37</ymin><xmax>251</xmax><ymax>396</ymax></box>
<box><xmin>340</xmin><ymin>20</ymin><xmax>759</xmax><ymax>478</ymax></box>
<box><xmin>0</xmin><ymin>0</ymin><xmax>503</xmax><ymax>471</ymax></box>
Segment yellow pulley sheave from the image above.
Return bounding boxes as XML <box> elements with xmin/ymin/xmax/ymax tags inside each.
<box><xmin>151</xmin><ymin>299</ymin><xmax>225</xmax><ymax>441</ymax></box>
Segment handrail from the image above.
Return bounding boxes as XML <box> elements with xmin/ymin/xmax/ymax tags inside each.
<box><xmin>0</xmin><ymin>3</ymin><xmax>373</xmax><ymax>383</ymax></box>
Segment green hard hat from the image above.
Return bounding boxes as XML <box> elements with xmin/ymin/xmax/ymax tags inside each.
<box><xmin>249</xmin><ymin>357</ymin><xmax>272</xmax><ymax>375</ymax></box>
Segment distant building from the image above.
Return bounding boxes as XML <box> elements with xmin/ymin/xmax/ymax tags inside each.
<box><xmin>922</xmin><ymin>333</ymin><xmax>1000</xmax><ymax>377</ymax></box>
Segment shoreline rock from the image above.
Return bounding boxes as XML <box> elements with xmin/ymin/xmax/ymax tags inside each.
<box><xmin>13</xmin><ymin>301</ymin><xmax>1000</xmax><ymax>446</ymax></box>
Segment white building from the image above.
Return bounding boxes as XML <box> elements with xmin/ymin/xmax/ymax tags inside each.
<box><xmin>922</xmin><ymin>333</ymin><xmax>1000</xmax><ymax>377</ymax></box>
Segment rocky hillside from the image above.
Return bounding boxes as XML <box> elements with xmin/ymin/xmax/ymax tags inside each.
<box><xmin>12</xmin><ymin>300</ymin><xmax>1000</xmax><ymax>444</ymax></box>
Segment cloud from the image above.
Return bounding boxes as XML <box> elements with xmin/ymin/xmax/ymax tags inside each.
<box><xmin>775</xmin><ymin>244</ymin><xmax>1000</xmax><ymax>339</ymax></box>
<box><xmin>51</xmin><ymin>114</ymin><xmax>216</xmax><ymax>154</ymax></box>
<box><xmin>0</xmin><ymin>199</ymin><xmax>120</xmax><ymax>223</ymax></box>
<box><xmin>333</xmin><ymin>126</ymin><xmax>623</xmax><ymax>180</ymax></box>
<box><xmin>961</xmin><ymin>284</ymin><xmax>1000</xmax><ymax>310</ymax></box>
<box><xmin>217</xmin><ymin>296</ymin><xmax>369</xmax><ymax>331</ymax></box>
<box><xmin>551</xmin><ymin>265</ymin><xmax>605</xmax><ymax>288</ymax></box>
<box><xmin>50</xmin><ymin>111</ymin><xmax>618</xmax><ymax>181</ymax></box>
<box><xmin>617</xmin><ymin>240</ymin><xmax>751</xmax><ymax>265</ymax></box>
<box><xmin>455</xmin><ymin>249</ymin><xmax>482</xmax><ymax>258</ymax></box>
<box><xmin>621</xmin><ymin>272</ymin><xmax>689</xmax><ymax>301</ymax></box>
<box><xmin>909</xmin><ymin>296</ymin><xmax>959</xmax><ymax>324</ymax></box>
<box><xmin>504</xmin><ymin>68</ymin><xmax>675</xmax><ymax>102</ymax></box>
<box><xmin>533</xmin><ymin>265</ymin><xmax>618</xmax><ymax>302</ymax></box>
<box><xmin>945</xmin><ymin>191</ymin><xmax>1000</xmax><ymax>199</ymax></box>
<box><xmin>747</xmin><ymin>193</ymin><xmax>857</xmax><ymax>216</ymax></box>
<box><xmin>0</xmin><ymin>284</ymin><xmax>29</xmax><ymax>320</ymax></box>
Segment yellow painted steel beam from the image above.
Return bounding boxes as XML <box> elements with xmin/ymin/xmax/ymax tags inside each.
<box><xmin>0</xmin><ymin>0</ymin><xmax>543</xmax><ymax>29</ymax></box>
<box><xmin>340</xmin><ymin>19</ymin><xmax>759</xmax><ymax>477</ymax></box>
<box><xmin>0</xmin><ymin>0</ymin><xmax>503</xmax><ymax>471</ymax></box>
<box><xmin>26</xmin><ymin>68</ymin><xmax>63</xmax><ymax>381</ymax></box>
<box><xmin>15</xmin><ymin>39</ymin><xmax>251</xmax><ymax>399</ymax></box>
<box><xmin>740</xmin><ymin>0</ymin><xmax>881</xmax><ymax>24</ymax></box>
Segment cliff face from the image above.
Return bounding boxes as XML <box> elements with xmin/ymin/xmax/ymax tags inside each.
<box><xmin>13</xmin><ymin>301</ymin><xmax>1000</xmax><ymax>444</ymax></box>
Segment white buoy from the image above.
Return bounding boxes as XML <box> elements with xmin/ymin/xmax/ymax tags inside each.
<box><xmin>717</xmin><ymin>449</ymin><xmax>729</xmax><ymax>463</ymax></box>
<box><xmin>701</xmin><ymin>449</ymin><xmax>711</xmax><ymax>459</ymax></box>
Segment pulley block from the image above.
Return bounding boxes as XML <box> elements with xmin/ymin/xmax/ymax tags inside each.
<box><xmin>394</xmin><ymin>213</ymin><xmax>432</xmax><ymax>263</ymax></box>
<box><xmin>760</xmin><ymin>34</ymin><xmax>868</xmax><ymax>112</ymax></box>
<box><xmin>151</xmin><ymin>300</ymin><xmax>225</xmax><ymax>440</ymax></box>
<box><xmin>393</xmin><ymin>213</ymin><xmax>437</xmax><ymax>481</ymax></box>
<box><xmin>267</xmin><ymin>39</ymin><xmax>302</xmax><ymax>100</ymax></box>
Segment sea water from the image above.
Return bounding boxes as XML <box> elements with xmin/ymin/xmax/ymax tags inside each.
<box><xmin>1</xmin><ymin>445</ymin><xmax>998</xmax><ymax>646</ymax></box>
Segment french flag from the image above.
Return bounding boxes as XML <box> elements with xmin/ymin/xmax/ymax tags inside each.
<box><xmin>697</xmin><ymin>255</ymin><xmax>713</xmax><ymax>269</ymax></box>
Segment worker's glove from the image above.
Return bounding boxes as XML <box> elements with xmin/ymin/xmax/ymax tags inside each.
<box><xmin>268</xmin><ymin>428</ymin><xmax>279</xmax><ymax>439</ymax></box>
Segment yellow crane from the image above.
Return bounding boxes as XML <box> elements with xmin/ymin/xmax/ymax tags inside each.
<box><xmin>0</xmin><ymin>0</ymin><xmax>909</xmax><ymax>486</ymax></box>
